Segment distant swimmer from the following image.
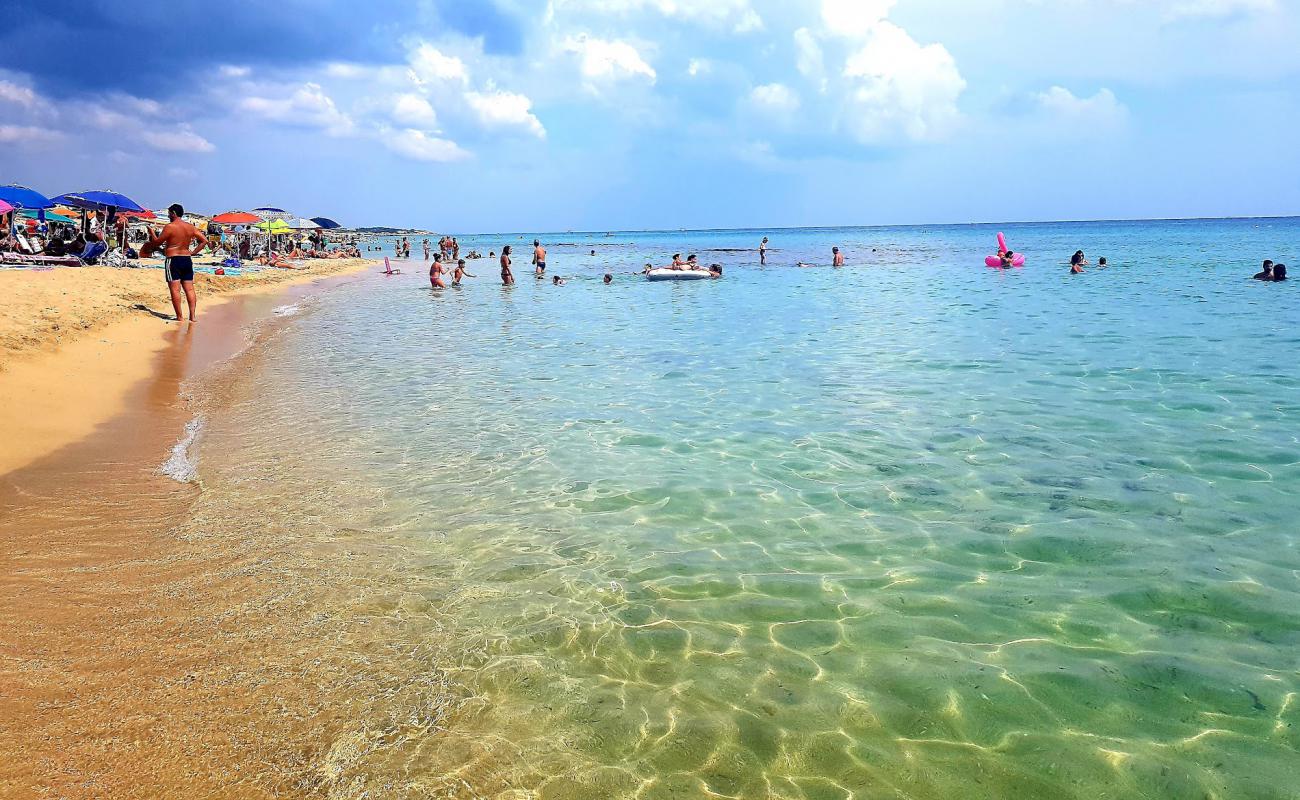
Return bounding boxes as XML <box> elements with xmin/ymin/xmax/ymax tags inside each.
<box><xmin>1253</xmin><ymin>260</ymin><xmax>1274</xmax><ymax>281</ymax></box>
<box><xmin>591</xmin><ymin>249</ymin><xmax>596</xmax><ymax>256</ymax></box>
<box><xmin>760</xmin><ymin>237</ymin><xmax>768</xmax><ymax>265</ymax></box>
<box><xmin>1070</xmin><ymin>251</ymin><xmax>1087</xmax><ymax>274</ymax></box>
<box><xmin>500</xmin><ymin>246</ymin><xmax>515</xmax><ymax>285</ymax></box>
<box><xmin>1098</xmin><ymin>257</ymin><xmax>1108</xmax><ymax>269</ymax></box>
<box><xmin>453</xmin><ymin>259</ymin><xmax>474</xmax><ymax>286</ymax></box>
<box><xmin>552</xmin><ymin>275</ymin><xmax>565</xmax><ymax>285</ymax></box>
<box><xmin>430</xmin><ymin>253</ymin><xmax>447</xmax><ymax>289</ymax></box>
<box><xmin>709</xmin><ymin>264</ymin><xmax>723</xmax><ymax>278</ymax></box>
<box><xmin>833</xmin><ymin>247</ymin><xmax>844</xmax><ymax>267</ymax></box>
<box><xmin>533</xmin><ymin>239</ymin><xmax>547</xmax><ymax>277</ymax></box>
<box><xmin>1273</xmin><ymin>264</ymin><xmax>1287</xmax><ymax>281</ymax></box>
<box><xmin>1000</xmin><ymin>251</ymin><xmax>1016</xmax><ymax>269</ymax></box>
<box><xmin>603</xmin><ymin>273</ymin><xmax>613</xmax><ymax>284</ymax></box>
<box><xmin>141</xmin><ymin>203</ymin><xmax>208</xmax><ymax>322</ymax></box>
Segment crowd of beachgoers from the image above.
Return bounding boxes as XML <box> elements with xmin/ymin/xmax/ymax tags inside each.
<box><xmin>0</xmin><ymin>184</ymin><xmax>363</xmax><ymax>273</ymax></box>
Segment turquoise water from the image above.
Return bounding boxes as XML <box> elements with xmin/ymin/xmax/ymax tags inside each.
<box><xmin>200</xmin><ymin>219</ymin><xmax>1298</xmax><ymax>798</ymax></box>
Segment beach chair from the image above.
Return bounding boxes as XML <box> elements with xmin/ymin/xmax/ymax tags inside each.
<box><xmin>79</xmin><ymin>240</ymin><xmax>108</xmax><ymax>264</ymax></box>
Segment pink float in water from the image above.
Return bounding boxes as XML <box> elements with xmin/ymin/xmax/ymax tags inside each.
<box><xmin>985</xmin><ymin>232</ymin><xmax>1026</xmax><ymax>268</ymax></box>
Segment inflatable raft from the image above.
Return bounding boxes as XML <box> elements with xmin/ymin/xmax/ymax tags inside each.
<box><xmin>646</xmin><ymin>268</ymin><xmax>713</xmax><ymax>281</ymax></box>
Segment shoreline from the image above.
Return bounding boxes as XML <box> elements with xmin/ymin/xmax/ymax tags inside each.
<box><xmin>0</xmin><ymin>258</ymin><xmax>375</xmax><ymax>476</ymax></box>
<box><xmin>0</xmin><ymin>259</ymin><xmax>436</xmax><ymax>797</ymax></box>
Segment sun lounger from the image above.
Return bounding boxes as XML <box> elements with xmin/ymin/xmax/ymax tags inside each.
<box><xmin>1</xmin><ymin>252</ymin><xmax>84</xmax><ymax>268</ymax></box>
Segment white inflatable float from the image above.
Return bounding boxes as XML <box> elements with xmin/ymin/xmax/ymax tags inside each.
<box><xmin>646</xmin><ymin>268</ymin><xmax>715</xmax><ymax>281</ymax></box>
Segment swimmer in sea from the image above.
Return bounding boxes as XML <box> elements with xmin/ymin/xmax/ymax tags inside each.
<box><xmin>603</xmin><ymin>273</ymin><xmax>613</xmax><ymax>284</ymax></box>
<box><xmin>1070</xmin><ymin>251</ymin><xmax>1087</xmax><ymax>274</ymax></box>
<box><xmin>1272</xmin><ymin>264</ymin><xmax>1287</xmax><ymax>281</ymax></box>
<box><xmin>709</xmin><ymin>264</ymin><xmax>723</xmax><ymax>278</ymax></box>
<box><xmin>552</xmin><ymin>275</ymin><xmax>565</xmax><ymax>285</ymax></box>
<box><xmin>501</xmin><ymin>246</ymin><xmax>515</xmax><ymax>285</ymax></box>
<box><xmin>453</xmin><ymin>259</ymin><xmax>474</xmax><ymax>286</ymax></box>
<box><xmin>533</xmin><ymin>239</ymin><xmax>547</xmax><ymax>277</ymax></box>
<box><xmin>1098</xmin><ymin>257</ymin><xmax>1108</xmax><ymax>269</ymax></box>
<box><xmin>686</xmin><ymin>254</ymin><xmax>701</xmax><ymax>270</ymax></box>
<box><xmin>670</xmin><ymin>253</ymin><xmax>685</xmax><ymax>269</ymax></box>
<box><xmin>1000</xmin><ymin>250</ymin><xmax>1016</xmax><ymax>269</ymax></box>
<box><xmin>760</xmin><ymin>236</ymin><xmax>768</xmax><ymax>265</ymax></box>
<box><xmin>833</xmin><ymin>247</ymin><xmax>844</xmax><ymax>267</ymax></box>
<box><xmin>1253</xmin><ymin>260</ymin><xmax>1274</xmax><ymax>281</ymax></box>
<box><xmin>430</xmin><ymin>253</ymin><xmax>447</xmax><ymax>289</ymax></box>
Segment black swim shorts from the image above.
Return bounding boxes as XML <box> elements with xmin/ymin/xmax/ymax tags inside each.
<box><xmin>165</xmin><ymin>255</ymin><xmax>194</xmax><ymax>282</ymax></box>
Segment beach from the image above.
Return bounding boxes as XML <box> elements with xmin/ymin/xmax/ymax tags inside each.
<box><xmin>2</xmin><ymin>219</ymin><xmax>1299</xmax><ymax>799</ymax></box>
<box><xmin>0</xmin><ymin>258</ymin><xmax>373</xmax><ymax>476</ymax></box>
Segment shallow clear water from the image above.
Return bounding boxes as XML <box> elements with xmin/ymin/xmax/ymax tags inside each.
<box><xmin>201</xmin><ymin>219</ymin><xmax>1298</xmax><ymax>798</ymax></box>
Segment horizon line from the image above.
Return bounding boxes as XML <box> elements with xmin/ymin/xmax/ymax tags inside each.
<box><xmin>358</xmin><ymin>214</ymin><xmax>1300</xmax><ymax>237</ymax></box>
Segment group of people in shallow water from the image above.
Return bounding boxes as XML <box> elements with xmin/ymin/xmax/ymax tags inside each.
<box><xmin>395</xmin><ymin>233</ymin><xmax>1290</xmax><ymax>289</ymax></box>
<box><xmin>1253</xmin><ymin>260</ymin><xmax>1289</xmax><ymax>281</ymax></box>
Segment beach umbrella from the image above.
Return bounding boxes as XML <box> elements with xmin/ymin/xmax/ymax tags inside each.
<box><xmin>253</xmin><ymin>218</ymin><xmax>292</xmax><ymax>233</ymax></box>
<box><xmin>0</xmin><ymin>199</ymin><xmax>12</xmax><ymax>215</ymax></box>
<box><xmin>18</xmin><ymin>209</ymin><xmax>76</xmax><ymax>224</ymax></box>
<box><xmin>52</xmin><ymin>189</ymin><xmax>146</xmax><ymax>213</ymax></box>
<box><xmin>310</xmin><ymin>217</ymin><xmax>341</xmax><ymax>229</ymax></box>
<box><xmin>0</xmin><ymin>184</ymin><xmax>54</xmax><ymax>210</ymax></box>
<box><xmin>286</xmin><ymin>217</ymin><xmax>320</xmax><ymax>230</ymax></box>
<box><xmin>212</xmin><ymin>211</ymin><xmax>261</xmax><ymax>224</ymax></box>
<box><xmin>252</xmin><ymin>206</ymin><xmax>292</xmax><ymax>221</ymax></box>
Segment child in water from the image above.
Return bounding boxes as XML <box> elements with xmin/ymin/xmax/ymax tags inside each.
<box><xmin>1070</xmin><ymin>251</ymin><xmax>1087</xmax><ymax>274</ymax></box>
<box><xmin>453</xmin><ymin>259</ymin><xmax>474</xmax><ymax>286</ymax></box>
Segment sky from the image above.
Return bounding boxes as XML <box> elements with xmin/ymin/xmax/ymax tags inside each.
<box><xmin>1</xmin><ymin>0</ymin><xmax>1297</xmax><ymax>231</ymax></box>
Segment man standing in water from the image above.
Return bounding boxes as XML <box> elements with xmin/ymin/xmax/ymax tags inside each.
<box><xmin>833</xmin><ymin>247</ymin><xmax>844</xmax><ymax>267</ymax></box>
<box><xmin>533</xmin><ymin>239</ymin><xmax>547</xmax><ymax>277</ymax></box>
<box><xmin>760</xmin><ymin>236</ymin><xmax>768</xmax><ymax>265</ymax></box>
<box><xmin>141</xmin><ymin>203</ymin><xmax>207</xmax><ymax>322</ymax></box>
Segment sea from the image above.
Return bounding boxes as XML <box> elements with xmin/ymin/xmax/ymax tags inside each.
<box><xmin>178</xmin><ymin>218</ymin><xmax>1299</xmax><ymax>798</ymax></box>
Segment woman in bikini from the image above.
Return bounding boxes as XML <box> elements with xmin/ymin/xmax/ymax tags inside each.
<box><xmin>430</xmin><ymin>253</ymin><xmax>447</xmax><ymax>289</ymax></box>
<box><xmin>500</xmin><ymin>246</ymin><xmax>515</xmax><ymax>286</ymax></box>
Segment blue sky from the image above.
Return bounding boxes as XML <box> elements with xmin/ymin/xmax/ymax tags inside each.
<box><xmin>2</xmin><ymin>0</ymin><xmax>1297</xmax><ymax>231</ymax></box>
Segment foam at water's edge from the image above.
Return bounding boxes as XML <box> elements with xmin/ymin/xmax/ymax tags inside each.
<box><xmin>273</xmin><ymin>303</ymin><xmax>302</xmax><ymax>317</ymax></box>
<box><xmin>159</xmin><ymin>416</ymin><xmax>205</xmax><ymax>483</ymax></box>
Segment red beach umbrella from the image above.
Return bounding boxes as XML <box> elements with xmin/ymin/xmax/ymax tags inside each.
<box><xmin>212</xmin><ymin>211</ymin><xmax>262</xmax><ymax>224</ymax></box>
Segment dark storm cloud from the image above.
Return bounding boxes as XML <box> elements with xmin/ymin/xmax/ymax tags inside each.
<box><xmin>0</xmin><ymin>0</ymin><xmax>524</xmax><ymax>96</ymax></box>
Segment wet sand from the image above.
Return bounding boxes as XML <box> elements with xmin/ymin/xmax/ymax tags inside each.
<box><xmin>0</xmin><ymin>267</ymin><xmax>455</xmax><ymax>798</ymax></box>
<box><xmin>0</xmin><ymin>259</ymin><xmax>373</xmax><ymax>476</ymax></box>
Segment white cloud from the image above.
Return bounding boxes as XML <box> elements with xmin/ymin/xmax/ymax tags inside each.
<box><xmin>793</xmin><ymin>28</ymin><xmax>826</xmax><ymax>92</ymax></box>
<box><xmin>0</xmin><ymin>80</ymin><xmax>40</xmax><ymax>109</ymax></box>
<box><xmin>408</xmin><ymin>43</ymin><xmax>470</xmax><ymax>86</ymax></box>
<box><xmin>141</xmin><ymin>126</ymin><xmax>217</xmax><ymax>153</ymax></box>
<box><xmin>561</xmin><ymin>34</ymin><xmax>657</xmax><ymax>85</ymax></box>
<box><xmin>1036</xmin><ymin>86</ymin><xmax>1127</xmax><ymax>125</ymax></box>
<box><xmin>0</xmin><ymin>124</ymin><xmax>63</xmax><ymax>144</ymax></box>
<box><xmin>240</xmin><ymin>83</ymin><xmax>353</xmax><ymax>135</ymax></box>
<box><xmin>687</xmin><ymin>58</ymin><xmax>712</xmax><ymax>77</ymax></box>
<box><xmin>554</xmin><ymin>0</ymin><xmax>763</xmax><ymax>32</ymax></box>
<box><xmin>381</xmin><ymin>128</ymin><xmax>471</xmax><ymax>162</ymax></box>
<box><xmin>218</xmin><ymin>65</ymin><xmax>251</xmax><ymax>79</ymax></box>
<box><xmin>464</xmin><ymin>89</ymin><xmax>546</xmax><ymax>138</ymax></box>
<box><xmin>392</xmin><ymin>93</ymin><xmax>439</xmax><ymax>128</ymax></box>
<box><xmin>750</xmin><ymin>83</ymin><xmax>801</xmax><ymax>114</ymax></box>
<box><xmin>840</xmin><ymin>21</ymin><xmax>965</xmax><ymax>142</ymax></box>
<box><xmin>821</xmin><ymin>0</ymin><xmax>897</xmax><ymax>37</ymax></box>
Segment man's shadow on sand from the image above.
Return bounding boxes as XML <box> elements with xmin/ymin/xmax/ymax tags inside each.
<box><xmin>132</xmin><ymin>303</ymin><xmax>178</xmax><ymax>321</ymax></box>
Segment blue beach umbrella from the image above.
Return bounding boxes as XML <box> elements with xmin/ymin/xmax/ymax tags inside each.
<box><xmin>52</xmin><ymin>189</ymin><xmax>146</xmax><ymax>213</ymax></box>
<box><xmin>310</xmin><ymin>217</ymin><xmax>341</xmax><ymax>229</ymax></box>
<box><xmin>0</xmin><ymin>184</ymin><xmax>54</xmax><ymax>209</ymax></box>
